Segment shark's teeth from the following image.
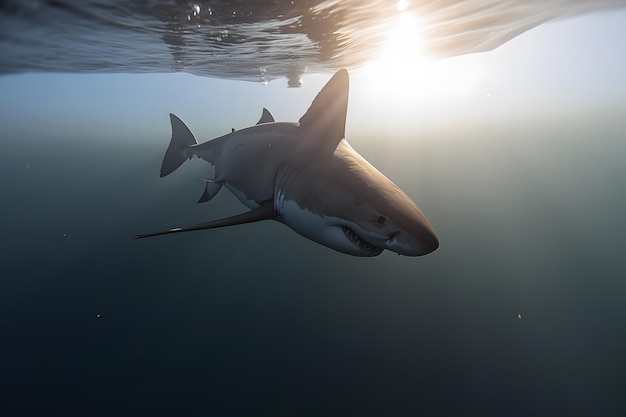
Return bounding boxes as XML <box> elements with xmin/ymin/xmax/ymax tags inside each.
<box><xmin>342</xmin><ymin>226</ymin><xmax>383</xmax><ymax>256</ymax></box>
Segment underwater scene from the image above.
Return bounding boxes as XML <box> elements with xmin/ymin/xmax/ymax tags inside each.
<box><xmin>1</xmin><ymin>1</ymin><xmax>625</xmax><ymax>415</ymax></box>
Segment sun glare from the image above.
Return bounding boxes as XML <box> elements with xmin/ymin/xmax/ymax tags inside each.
<box><xmin>360</xmin><ymin>8</ymin><xmax>484</xmax><ymax>101</ymax></box>
<box><xmin>396</xmin><ymin>0</ymin><xmax>409</xmax><ymax>12</ymax></box>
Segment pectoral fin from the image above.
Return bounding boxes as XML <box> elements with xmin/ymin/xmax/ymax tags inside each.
<box><xmin>135</xmin><ymin>201</ymin><xmax>276</xmax><ymax>239</ymax></box>
<box><xmin>197</xmin><ymin>179</ymin><xmax>224</xmax><ymax>203</ymax></box>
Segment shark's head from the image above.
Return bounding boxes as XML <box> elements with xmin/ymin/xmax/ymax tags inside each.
<box><xmin>336</xmin><ymin>186</ymin><xmax>440</xmax><ymax>257</ymax></box>
<box><xmin>275</xmin><ymin>140</ymin><xmax>439</xmax><ymax>257</ymax></box>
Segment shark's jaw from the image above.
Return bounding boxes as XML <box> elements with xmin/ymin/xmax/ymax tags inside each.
<box><xmin>341</xmin><ymin>226</ymin><xmax>385</xmax><ymax>257</ymax></box>
<box><xmin>275</xmin><ymin>199</ymin><xmax>386</xmax><ymax>257</ymax></box>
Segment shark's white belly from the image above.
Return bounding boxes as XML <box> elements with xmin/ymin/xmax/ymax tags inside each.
<box><xmin>277</xmin><ymin>199</ymin><xmax>362</xmax><ymax>255</ymax></box>
<box><xmin>226</xmin><ymin>184</ymin><xmax>259</xmax><ymax>209</ymax></box>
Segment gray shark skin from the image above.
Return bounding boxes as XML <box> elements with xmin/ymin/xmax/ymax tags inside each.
<box><xmin>136</xmin><ymin>69</ymin><xmax>439</xmax><ymax>257</ymax></box>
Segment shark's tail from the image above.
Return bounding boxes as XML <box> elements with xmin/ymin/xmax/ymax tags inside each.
<box><xmin>160</xmin><ymin>114</ymin><xmax>198</xmax><ymax>178</ymax></box>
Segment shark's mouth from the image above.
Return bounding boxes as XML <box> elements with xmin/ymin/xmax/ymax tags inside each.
<box><xmin>342</xmin><ymin>226</ymin><xmax>384</xmax><ymax>256</ymax></box>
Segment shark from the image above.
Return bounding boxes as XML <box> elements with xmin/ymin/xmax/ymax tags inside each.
<box><xmin>136</xmin><ymin>69</ymin><xmax>439</xmax><ymax>257</ymax></box>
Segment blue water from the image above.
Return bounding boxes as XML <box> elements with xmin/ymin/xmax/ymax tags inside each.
<box><xmin>1</xmin><ymin>1</ymin><xmax>626</xmax><ymax>416</ymax></box>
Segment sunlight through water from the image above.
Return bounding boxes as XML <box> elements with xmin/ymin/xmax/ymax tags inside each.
<box><xmin>360</xmin><ymin>5</ymin><xmax>484</xmax><ymax>100</ymax></box>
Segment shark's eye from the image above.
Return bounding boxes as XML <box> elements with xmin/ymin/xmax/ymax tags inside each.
<box><xmin>376</xmin><ymin>216</ymin><xmax>386</xmax><ymax>225</ymax></box>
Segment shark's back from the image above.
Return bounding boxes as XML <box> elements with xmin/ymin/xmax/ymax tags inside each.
<box><xmin>195</xmin><ymin>122</ymin><xmax>302</xmax><ymax>207</ymax></box>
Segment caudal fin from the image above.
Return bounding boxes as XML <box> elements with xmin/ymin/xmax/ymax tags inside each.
<box><xmin>160</xmin><ymin>114</ymin><xmax>198</xmax><ymax>177</ymax></box>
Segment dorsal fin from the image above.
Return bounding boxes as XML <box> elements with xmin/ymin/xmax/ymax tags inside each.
<box><xmin>298</xmin><ymin>69</ymin><xmax>349</xmax><ymax>151</ymax></box>
<box><xmin>256</xmin><ymin>108</ymin><xmax>275</xmax><ymax>124</ymax></box>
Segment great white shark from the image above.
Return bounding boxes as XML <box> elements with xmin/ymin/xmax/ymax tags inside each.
<box><xmin>136</xmin><ymin>69</ymin><xmax>439</xmax><ymax>257</ymax></box>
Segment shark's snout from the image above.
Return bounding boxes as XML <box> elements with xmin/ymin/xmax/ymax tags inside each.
<box><xmin>387</xmin><ymin>224</ymin><xmax>439</xmax><ymax>256</ymax></box>
<box><xmin>423</xmin><ymin>231</ymin><xmax>440</xmax><ymax>254</ymax></box>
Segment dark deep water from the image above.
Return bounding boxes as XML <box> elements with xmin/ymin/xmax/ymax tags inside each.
<box><xmin>2</xmin><ymin>111</ymin><xmax>626</xmax><ymax>416</ymax></box>
<box><xmin>2</xmin><ymin>1</ymin><xmax>626</xmax><ymax>416</ymax></box>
